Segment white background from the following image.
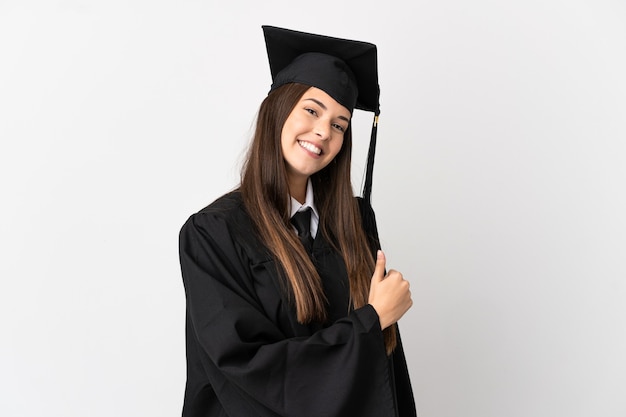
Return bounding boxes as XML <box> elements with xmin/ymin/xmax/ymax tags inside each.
<box><xmin>1</xmin><ymin>1</ymin><xmax>625</xmax><ymax>416</ymax></box>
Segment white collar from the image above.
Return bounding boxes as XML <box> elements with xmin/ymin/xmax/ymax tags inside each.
<box><xmin>290</xmin><ymin>179</ymin><xmax>318</xmax><ymax>220</ymax></box>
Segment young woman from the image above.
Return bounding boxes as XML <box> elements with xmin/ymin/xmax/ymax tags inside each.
<box><xmin>179</xmin><ymin>26</ymin><xmax>417</xmax><ymax>417</ymax></box>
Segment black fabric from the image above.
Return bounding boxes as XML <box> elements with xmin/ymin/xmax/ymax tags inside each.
<box><xmin>272</xmin><ymin>51</ymin><xmax>359</xmax><ymax>114</ymax></box>
<box><xmin>179</xmin><ymin>191</ymin><xmax>417</xmax><ymax>417</ymax></box>
<box><xmin>290</xmin><ymin>208</ymin><xmax>313</xmax><ymax>253</ymax></box>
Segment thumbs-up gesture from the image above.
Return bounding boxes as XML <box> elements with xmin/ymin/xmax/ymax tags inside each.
<box><xmin>368</xmin><ymin>250</ymin><xmax>413</xmax><ymax>330</ymax></box>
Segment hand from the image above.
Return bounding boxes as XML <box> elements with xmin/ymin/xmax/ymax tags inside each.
<box><xmin>368</xmin><ymin>250</ymin><xmax>413</xmax><ymax>329</ymax></box>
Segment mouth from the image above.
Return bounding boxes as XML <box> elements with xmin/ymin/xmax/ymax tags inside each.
<box><xmin>298</xmin><ymin>140</ymin><xmax>322</xmax><ymax>155</ymax></box>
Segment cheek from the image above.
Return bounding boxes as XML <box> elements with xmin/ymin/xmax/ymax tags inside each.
<box><xmin>283</xmin><ymin>110</ymin><xmax>305</xmax><ymax>131</ymax></box>
<box><xmin>279</xmin><ymin>126</ymin><xmax>287</xmax><ymax>150</ymax></box>
<box><xmin>280</xmin><ymin>120</ymin><xmax>295</xmax><ymax>150</ymax></box>
<box><xmin>330</xmin><ymin>138</ymin><xmax>344</xmax><ymax>158</ymax></box>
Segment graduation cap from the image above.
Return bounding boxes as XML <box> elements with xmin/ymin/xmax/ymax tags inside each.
<box><xmin>262</xmin><ymin>25</ymin><xmax>383</xmax><ymax>249</ymax></box>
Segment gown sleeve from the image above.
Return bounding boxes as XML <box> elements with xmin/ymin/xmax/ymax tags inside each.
<box><xmin>179</xmin><ymin>208</ymin><xmax>397</xmax><ymax>417</ymax></box>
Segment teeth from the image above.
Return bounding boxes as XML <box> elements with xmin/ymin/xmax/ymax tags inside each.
<box><xmin>298</xmin><ymin>141</ymin><xmax>321</xmax><ymax>155</ymax></box>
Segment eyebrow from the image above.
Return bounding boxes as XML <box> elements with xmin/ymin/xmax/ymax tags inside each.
<box><xmin>304</xmin><ymin>98</ymin><xmax>351</xmax><ymax>123</ymax></box>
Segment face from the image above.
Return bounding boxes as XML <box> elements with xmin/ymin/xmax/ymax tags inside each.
<box><xmin>281</xmin><ymin>87</ymin><xmax>350</xmax><ymax>187</ymax></box>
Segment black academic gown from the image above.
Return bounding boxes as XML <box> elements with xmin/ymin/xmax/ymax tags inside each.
<box><xmin>179</xmin><ymin>191</ymin><xmax>417</xmax><ymax>417</ymax></box>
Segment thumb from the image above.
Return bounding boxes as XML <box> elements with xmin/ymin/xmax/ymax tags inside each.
<box><xmin>372</xmin><ymin>250</ymin><xmax>386</xmax><ymax>282</ymax></box>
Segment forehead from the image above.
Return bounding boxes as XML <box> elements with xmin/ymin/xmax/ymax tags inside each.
<box><xmin>300</xmin><ymin>87</ymin><xmax>351</xmax><ymax>118</ymax></box>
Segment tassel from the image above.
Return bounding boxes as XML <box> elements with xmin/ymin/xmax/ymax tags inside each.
<box><xmin>362</xmin><ymin>113</ymin><xmax>379</xmax><ymax>203</ymax></box>
<box><xmin>360</xmin><ymin>112</ymin><xmax>382</xmax><ymax>256</ymax></box>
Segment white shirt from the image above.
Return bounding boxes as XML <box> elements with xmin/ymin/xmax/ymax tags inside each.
<box><xmin>289</xmin><ymin>179</ymin><xmax>319</xmax><ymax>238</ymax></box>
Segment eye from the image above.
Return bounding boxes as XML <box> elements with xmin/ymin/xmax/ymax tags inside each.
<box><xmin>305</xmin><ymin>107</ymin><xmax>318</xmax><ymax>116</ymax></box>
<box><xmin>332</xmin><ymin>123</ymin><xmax>346</xmax><ymax>132</ymax></box>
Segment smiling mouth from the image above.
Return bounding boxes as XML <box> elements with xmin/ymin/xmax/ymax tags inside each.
<box><xmin>298</xmin><ymin>140</ymin><xmax>322</xmax><ymax>155</ymax></box>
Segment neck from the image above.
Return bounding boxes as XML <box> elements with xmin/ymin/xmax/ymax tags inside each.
<box><xmin>288</xmin><ymin>176</ymin><xmax>308</xmax><ymax>204</ymax></box>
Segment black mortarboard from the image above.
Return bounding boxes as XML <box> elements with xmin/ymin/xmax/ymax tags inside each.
<box><xmin>263</xmin><ymin>25</ymin><xmax>380</xmax><ymax>115</ymax></box>
<box><xmin>262</xmin><ymin>26</ymin><xmax>383</xmax><ymax>250</ymax></box>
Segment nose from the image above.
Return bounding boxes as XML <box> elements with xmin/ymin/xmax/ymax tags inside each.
<box><xmin>314</xmin><ymin>121</ymin><xmax>331</xmax><ymax>141</ymax></box>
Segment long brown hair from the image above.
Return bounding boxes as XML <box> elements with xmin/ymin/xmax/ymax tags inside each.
<box><xmin>240</xmin><ymin>83</ymin><xmax>397</xmax><ymax>354</ymax></box>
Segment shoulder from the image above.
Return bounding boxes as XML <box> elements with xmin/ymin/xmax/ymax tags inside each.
<box><xmin>180</xmin><ymin>190</ymin><xmax>268</xmax><ymax>261</ymax></box>
<box><xmin>198</xmin><ymin>190</ymin><xmax>245</xmax><ymax>216</ymax></box>
<box><xmin>185</xmin><ymin>190</ymin><xmax>247</xmax><ymax>229</ymax></box>
<box><xmin>179</xmin><ymin>191</ymin><xmax>245</xmax><ymax>259</ymax></box>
